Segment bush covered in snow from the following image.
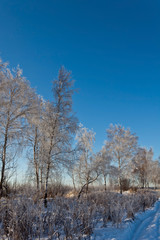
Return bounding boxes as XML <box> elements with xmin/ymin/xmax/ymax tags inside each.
<box><xmin>0</xmin><ymin>190</ymin><xmax>158</xmax><ymax>240</ymax></box>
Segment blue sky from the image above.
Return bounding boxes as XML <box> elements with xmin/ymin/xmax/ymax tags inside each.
<box><xmin>0</xmin><ymin>0</ymin><xmax>160</xmax><ymax>159</ymax></box>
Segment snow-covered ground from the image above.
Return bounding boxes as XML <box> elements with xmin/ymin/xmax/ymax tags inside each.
<box><xmin>92</xmin><ymin>199</ymin><xmax>160</xmax><ymax>240</ymax></box>
<box><xmin>0</xmin><ymin>192</ymin><xmax>159</xmax><ymax>239</ymax></box>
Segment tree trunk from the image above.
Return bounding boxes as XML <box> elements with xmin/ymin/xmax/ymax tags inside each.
<box><xmin>72</xmin><ymin>172</ymin><xmax>76</xmax><ymax>191</ymax></box>
<box><xmin>119</xmin><ymin>177</ymin><xmax>122</xmax><ymax>194</ymax></box>
<box><xmin>118</xmin><ymin>157</ymin><xmax>122</xmax><ymax>194</ymax></box>
<box><xmin>104</xmin><ymin>175</ymin><xmax>107</xmax><ymax>191</ymax></box>
<box><xmin>40</xmin><ymin>167</ymin><xmax>43</xmax><ymax>191</ymax></box>
<box><xmin>33</xmin><ymin>127</ymin><xmax>39</xmax><ymax>191</ymax></box>
<box><xmin>77</xmin><ymin>174</ymin><xmax>99</xmax><ymax>199</ymax></box>
<box><xmin>86</xmin><ymin>182</ymin><xmax>89</xmax><ymax>194</ymax></box>
<box><xmin>0</xmin><ymin>159</ymin><xmax>5</xmax><ymax>197</ymax></box>
<box><xmin>0</xmin><ymin>126</ymin><xmax>8</xmax><ymax>197</ymax></box>
<box><xmin>44</xmin><ymin>161</ymin><xmax>50</xmax><ymax>208</ymax></box>
<box><xmin>44</xmin><ymin>134</ymin><xmax>53</xmax><ymax>207</ymax></box>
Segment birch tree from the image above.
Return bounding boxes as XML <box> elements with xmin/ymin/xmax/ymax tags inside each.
<box><xmin>97</xmin><ymin>147</ymin><xmax>112</xmax><ymax>191</ymax></box>
<box><xmin>43</xmin><ymin>67</ymin><xmax>78</xmax><ymax>206</ymax></box>
<box><xmin>149</xmin><ymin>159</ymin><xmax>160</xmax><ymax>189</ymax></box>
<box><xmin>132</xmin><ymin>147</ymin><xmax>153</xmax><ymax>188</ymax></box>
<box><xmin>0</xmin><ymin>60</ymin><xmax>38</xmax><ymax>196</ymax></box>
<box><xmin>75</xmin><ymin>124</ymin><xmax>100</xmax><ymax>198</ymax></box>
<box><xmin>26</xmin><ymin>97</ymin><xmax>44</xmax><ymax>191</ymax></box>
<box><xmin>104</xmin><ymin>124</ymin><xmax>138</xmax><ymax>194</ymax></box>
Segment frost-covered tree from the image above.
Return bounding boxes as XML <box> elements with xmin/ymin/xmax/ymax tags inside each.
<box><xmin>0</xmin><ymin>60</ymin><xmax>38</xmax><ymax>196</ymax></box>
<box><xmin>132</xmin><ymin>147</ymin><xmax>154</xmax><ymax>188</ymax></box>
<box><xmin>26</xmin><ymin>97</ymin><xmax>44</xmax><ymax>191</ymax></box>
<box><xmin>104</xmin><ymin>124</ymin><xmax>138</xmax><ymax>194</ymax></box>
<box><xmin>25</xmin><ymin>67</ymin><xmax>77</xmax><ymax>202</ymax></box>
<box><xmin>75</xmin><ymin>124</ymin><xmax>100</xmax><ymax>198</ymax></box>
<box><xmin>42</xmin><ymin>67</ymin><xmax>78</xmax><ymax>206</ymax></box>
<box><xmin>149</xmin><ymin>159</ymin><xmax>160</xmax><ymax>189</ymax></box>
<box><xmin>97</xmin><ymin>147</ymin><xmax>112</xmax><ymax>191</ymax></box>
<box><xmin>67</xmin><ymin>149</ymin><xmax>78</xmax><ymax>192</ymax></box>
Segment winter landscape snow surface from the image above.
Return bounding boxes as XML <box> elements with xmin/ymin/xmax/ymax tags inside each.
<box><xmin>0</xmin><ymin>194</ymin><xmax>159</xmax><ymax>239</ymax></box>
<box><xmin>92</xmin><ymin>199</ymin><xmax>160</xmax><ymax>240</ymax></box>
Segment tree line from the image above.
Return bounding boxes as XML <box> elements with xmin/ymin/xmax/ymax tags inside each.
<box><xmin>0</xmin><ymin>58</ymin><xmax>159</xmax><ymax>201</ymax></box>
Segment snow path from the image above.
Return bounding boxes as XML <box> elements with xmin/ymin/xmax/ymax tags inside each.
<box><xmin>92</xmin><ymin>199</ymin><xmax>160</xmax><ymax>240</ymax></box>
<box><xmin>131</xmin><ymin>200</ymin><xmax>160</xmax><ymax>240</ymax></box>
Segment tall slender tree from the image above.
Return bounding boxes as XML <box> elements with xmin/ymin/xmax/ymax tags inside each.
<box><xmin>97</xmin><ymin>147</ymin><xmax>112</xmax><ymax>191</ymax></box>
<box><xmin>26</xmin><ymin>97</ymin><xmax>44</xmax><ymax>191</ymax></box>
<box><xmin>43</xmin><ymin>67</ymin><xmax>78</xmax><ymax>206</ymax></box>
<box><xmin>0</xmin><ymin>61</ymin><xmax>38</xmax><ymax>196</ymax></box>
<box><xmin>75</xmin><ymin>124</ymin><xmax>100</xmax><ymax>198</ymax></box>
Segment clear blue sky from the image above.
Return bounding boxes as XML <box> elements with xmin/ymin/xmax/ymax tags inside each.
<box><xmin>0</xmin><ymin>0</ymin><xmax>160</xmax><ymax>159</ymax></box>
